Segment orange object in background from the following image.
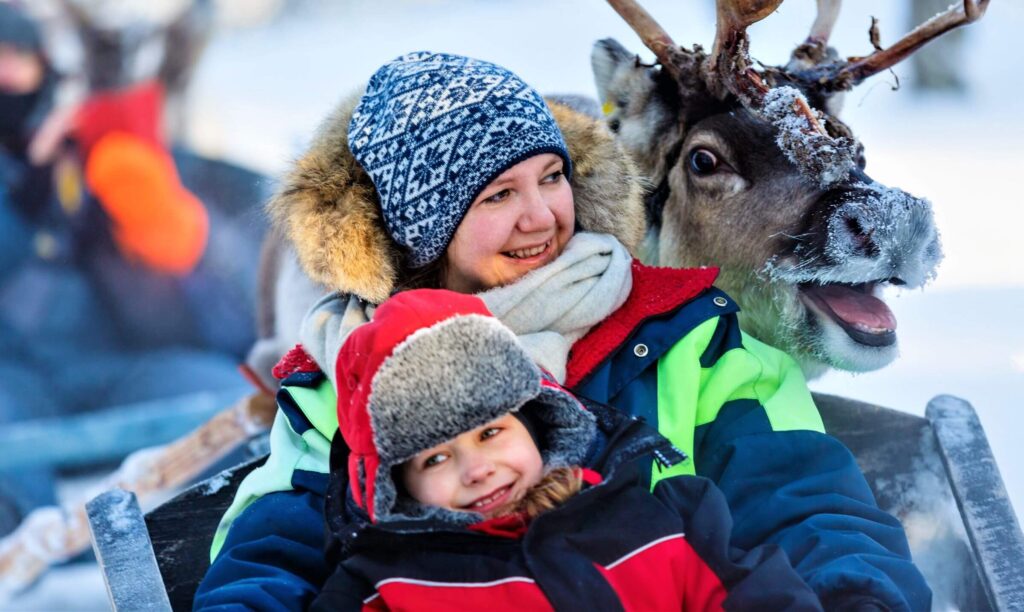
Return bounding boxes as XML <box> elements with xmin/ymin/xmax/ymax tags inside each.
<box><xmin>85</xmin><ymin>131</ymin><xmax>208</xmax><ymax>275</ymax></box>
<box><xmin>75</xmin><ymin>79</ymin><xmax>208</xmax><ymax>275</ymax></box>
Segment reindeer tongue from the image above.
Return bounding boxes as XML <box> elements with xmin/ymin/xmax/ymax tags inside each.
<box><xmin>803</xmin><ymin>284</ymin><xmax>897</xmax><ymax>334</ymax></box>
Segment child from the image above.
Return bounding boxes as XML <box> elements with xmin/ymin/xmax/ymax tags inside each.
<box><xmin>310</xmin><ymin>289</ymin><xmax>821</xmax><ymax>611</ymax></box>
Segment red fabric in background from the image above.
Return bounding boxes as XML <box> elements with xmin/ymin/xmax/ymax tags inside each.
<box><xmin>74</xmin><ymin>80</ymin><xmax>166</xmax><ymax>157</ymax></box>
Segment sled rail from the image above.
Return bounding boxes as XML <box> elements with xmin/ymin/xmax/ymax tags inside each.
<box><xmin>928</xmin><ymin>395</ymin><xmax>1024</xmax><ymax>610</ymax></box>
<box><xmin>86</xmin><ymin>489</ymin><xmax>172</xmax><ymax>611</ymax></box>
<box><xmin>86</xmin><ymin>394</ymin><xmax>1023</xmax><ymax>611</ymax></box>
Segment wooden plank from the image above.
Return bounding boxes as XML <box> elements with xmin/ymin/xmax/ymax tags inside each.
<box><xmin>86</xmin><ymin>489</ymin><xmax>172</xmax><ymax>611</ymax></box>
<box><xmin>146</xmin><ymin>457</ymin><xmax>265</xmax><ymax>610</ymax></box>
<box><xmin>928</xmin><ymin>395</ymin><xmax>1024</xmax><ymax>611</ymax></box>
<box><xmin>0</xmin><ymin>387</ymin><xmax>249</xmax><ymax>470</ymax></box>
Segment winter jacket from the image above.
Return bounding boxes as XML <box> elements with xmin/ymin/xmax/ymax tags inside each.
<box><xmin>195</xmin><ymin>97</ymin><xmax>930</xmax><ymax>611</ymax></box>
<box><xmin>312</xmin><ymin>395</ymin><xmax>821</xmax><ymax>611</ymax></box>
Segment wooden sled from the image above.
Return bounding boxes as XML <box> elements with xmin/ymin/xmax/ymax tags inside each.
<box><xmin>87</xmin><ymin>394</ymin><xmax>1024</xmax><ymax>611</ymax></box>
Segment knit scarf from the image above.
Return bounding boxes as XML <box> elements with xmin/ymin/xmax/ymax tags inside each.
<box><xmin>301</xmin><ymin>232</ymin><xmax>632</xmax><ymax>391</ymax></box>
<box><xmin>479</xmin><ymin>232</ymin><xmax>632</xmax><ymax>383</ymax></box>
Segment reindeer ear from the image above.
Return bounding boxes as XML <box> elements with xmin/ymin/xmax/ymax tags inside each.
<box><xmin>267</xmin><ymin>93</ymin><xmax>400</xmax><ymax>304</ymax></box>
<box><xmin>591</xmin><ymin>38</ymin><xmax>653</xmax><ymax>124</ymax></box>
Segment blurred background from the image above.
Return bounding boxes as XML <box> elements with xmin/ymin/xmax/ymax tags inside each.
<box><xmin>2</xmin><ymin>0</ymin><xmax>1021</xmax><ymax>608</ymax></box>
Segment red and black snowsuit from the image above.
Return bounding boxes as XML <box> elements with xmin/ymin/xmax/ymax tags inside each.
<box><xmin>310</xmin><ymin>289</ymin><xmax>821</xmax><ymax>611</ymax></box>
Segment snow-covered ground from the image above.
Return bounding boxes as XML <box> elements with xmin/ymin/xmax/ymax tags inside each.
<box><xmin>7</xmin><ymin>0</ymin><xmax>1022</xmax><ymax>609</ymax></box>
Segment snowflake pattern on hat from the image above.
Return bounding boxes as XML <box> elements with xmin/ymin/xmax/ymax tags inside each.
<box><xmin>348</xmin><ymin>51</ymin><xmax>572</xmax><ymax>268</ymax></box>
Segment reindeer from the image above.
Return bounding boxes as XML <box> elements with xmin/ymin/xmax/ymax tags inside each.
<box><xmin>593</xmin><ymin>0</ymin><xmax>986</xmax><ymax>378</ymax></box>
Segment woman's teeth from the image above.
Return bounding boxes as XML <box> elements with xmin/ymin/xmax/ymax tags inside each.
<box><xmin>506</xmin><ymin>241</ymin><xmax>549</xmax><ymax>259</ymax></box>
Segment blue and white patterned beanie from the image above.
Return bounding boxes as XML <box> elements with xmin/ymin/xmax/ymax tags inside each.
<box><xmin>347</xmin><ymin>51</ymin><xmax>573</xmax><ymax>268</ymax></box>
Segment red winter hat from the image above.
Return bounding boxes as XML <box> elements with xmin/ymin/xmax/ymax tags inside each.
<box><xmin>336</xmin><ymin>289</ymin><xmax>594</xmax><ymax>524</ymax></box>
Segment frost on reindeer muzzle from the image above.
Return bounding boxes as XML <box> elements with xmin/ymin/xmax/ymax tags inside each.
<box><xmin>767</xmin><ymin>178</ymin><xmax>943</xmax><ymax>349</ymax></box>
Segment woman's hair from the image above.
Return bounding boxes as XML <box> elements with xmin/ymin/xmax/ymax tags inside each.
<box><xmin>392</xmin><ymin>252</ymin><xmax>448</xmax><ymax>294</ymax></box>
<box><xmin>503</xmin><ymin>466</ymin><xmax>583</xmax><ymax>520</ymax></box>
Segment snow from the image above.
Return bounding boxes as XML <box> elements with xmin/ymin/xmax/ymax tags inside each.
<box><xmin>200</xmin><ymin>473</ymin><xmax>231</xmax><ymax>496</ymax></box>
<box><xmin>761</xmin><ymin>85</ymin><xmax>857</xmax><ymax>188</ymax></box>
<box><xmin>1</xmin><ymin>562</ymin><xmax>107</xmax><ymax>611</ymax></box>
<box><xmin>8</xmin><ymin>0</ymin><xmax>1023</xmax><ymax>609</ymax></box>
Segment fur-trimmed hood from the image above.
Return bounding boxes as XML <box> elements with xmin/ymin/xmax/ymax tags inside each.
<box><xmin>337</xmin><ymin>289</ymin><xmax>596</xmax><ymax>525</ymax></box>
<box><xmin>267</xmin><ymin>92</ymin><xmax>646</xmax><ymax>304</ymax></box>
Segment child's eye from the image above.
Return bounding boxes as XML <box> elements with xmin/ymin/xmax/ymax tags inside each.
<box><xmin>480</xmin><ymin>427</ymin><xmax>501</xmax><ymax>441</ymax></box>
<box><xmin>422</xmin><ymin>453</ymin><xmax>448</xmax><ymax>468</ymax></box>
<box><xmin>541</xmin><ymin>170</ymin><xmax>564</xmax><ymax>184</ymax></box>
<box><xmin>483</xmin><ymin>189</ymin><xmax>511</xmax><ymax>204</ymax></box>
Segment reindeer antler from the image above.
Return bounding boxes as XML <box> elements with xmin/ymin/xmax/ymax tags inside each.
<box><xmin>787</xmin><ymin>0</ymin><xmax>990</xmax><ymax>91</ymax></box>
<box><xmin>806</xmin><ymin>0</ymin><xmax>842</xmax><ymax>46</ymax></box>
<box><xmin>702</xmin><ymin>0</ymin><xmax>830</xmax><ymax>138</ymax></box>
<box><xmin>835</xmin><ymin>0</ymin><xmax>989</xmax><ymax>86</ymax></box>
<box><xmin>607</xmin><ymin>0</ymin><xmax>847</xmax><ymax>186</ymax></box>
<box><xmin>605</xmin><ymin>0</ymin><xmax>686</xmax><ymax>80</ymax></box>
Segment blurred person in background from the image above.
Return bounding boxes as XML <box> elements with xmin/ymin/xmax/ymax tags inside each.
<box><xmin>0</xmin><ymin>2</ymin><xmax>257</xmax><ymax>534</ymax></box>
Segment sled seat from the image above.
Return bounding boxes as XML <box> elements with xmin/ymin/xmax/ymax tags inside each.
<box><xmin>88</xmin><ymin>394</ymin><xmax>1024</xmax><ymax>611</ymax></box>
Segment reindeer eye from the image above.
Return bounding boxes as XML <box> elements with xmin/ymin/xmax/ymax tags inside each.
<box><xmin>688</xmin><ymin>149</ymin><xmax>719</xmax><ymax>176</ymax></box>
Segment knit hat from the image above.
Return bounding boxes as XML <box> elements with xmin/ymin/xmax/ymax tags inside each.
<box><xmin>336</xmin><ymin>289</ymin><xmax>595</xmax><ymax>524</ymax></box>
<box><xmin>347</xmin><ymin>51</ymin><xmax>574</xmax><ymax>268</ymax></box>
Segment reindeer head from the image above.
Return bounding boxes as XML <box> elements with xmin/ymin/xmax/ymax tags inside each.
<box><xmin>594</xmin><ymin>0</ymin><xmax>985</xmax><ymax>378</ymax></box>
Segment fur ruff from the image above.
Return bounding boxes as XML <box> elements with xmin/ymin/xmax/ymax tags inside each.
<box><xmin>267</xmin><ymin>93</ymin><xmax>646</xmax><ymax>304</ymax></box>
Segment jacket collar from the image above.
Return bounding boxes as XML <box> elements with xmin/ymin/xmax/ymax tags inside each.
<box><xmin>564</xmin><ymin>261</ymin><xmax>719</xmax><ymax>388</ymax></box>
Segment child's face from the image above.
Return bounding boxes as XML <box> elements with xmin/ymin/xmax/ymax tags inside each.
<box><xmin>401</xmin><ymin>413</ymin><xmax>543</xmax><ymax>518</ymax></box>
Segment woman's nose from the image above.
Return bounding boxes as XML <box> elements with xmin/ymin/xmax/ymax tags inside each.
<box><xmin>515</xmin><ymin>187</ymin><xmax>556</xmax><ymax>233</ymax></box>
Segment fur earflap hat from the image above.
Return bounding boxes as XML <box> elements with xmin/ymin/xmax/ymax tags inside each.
<box><xmin>336</xmin><ymin>289</ymin><xmax>596</xmax><ymax>524</ymax></box>
<box><xmin>349</xmin><ymin>51</ymin><xmax>573</xmax><ymax>268</ymax></box>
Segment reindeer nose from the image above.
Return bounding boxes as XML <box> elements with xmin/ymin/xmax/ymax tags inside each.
<box><xmin>840</xmin><ymin>213</ymin><xmax>880</xmax><ymax>258</ymax></box>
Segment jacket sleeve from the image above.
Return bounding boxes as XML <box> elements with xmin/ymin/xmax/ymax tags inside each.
<box><xmin>193</xmin><ymin>490</ymin><xmax>330</xmax><ymax>612</ymax></box>
<box><xmin>659</xmin><ymin>313</ymin><xmax>931</xmax><ymax>611</ymax></box>
<box><xmin>652</xmin><ymin>474</ymin><xmax>823</xmax><ymax>611</ymax></box>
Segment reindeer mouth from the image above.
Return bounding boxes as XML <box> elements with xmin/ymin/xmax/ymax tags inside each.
<box><xmin>798</xmin><ymin>282</ymin><xmax>897</xmax><ymax>347</ymax></box>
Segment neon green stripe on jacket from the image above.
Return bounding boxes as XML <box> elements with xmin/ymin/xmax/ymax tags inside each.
<box><xmin>653</xmin><ymin>317</ymin><xmax>824</xmax><ymax>486</ymax></box>
<box><xmin>209</xmin><ymin>380</ymin><xmax>337</xmax><ymax>560</ymax></box>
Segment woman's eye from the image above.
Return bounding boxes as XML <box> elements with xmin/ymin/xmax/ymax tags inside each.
<box><xmin>688</xmin><ymin>148</ymin><xmax>719</xmax><ymax>176</ymax></box>
<box><xmin>483</xmin><ymin>189</ymin><xmax>510</xmax><ymax>204</ymax></box>
<box><xmin>423</xmin><ymin>453</ymin><xmax>447</xmax><ymax>468</ymax></box>
<box><xmin>541</xmin><ymin>170</ymin><xmax>563</xmax><ymax>184</ymax></box>
<box><xmin>480</xmin><ymin>427</ymin><xmax>501</xmax><ymax>441</ymax></box>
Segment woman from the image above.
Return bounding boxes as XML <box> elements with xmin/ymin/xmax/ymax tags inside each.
<box><xmin>195</xmin><ymin>51</ymin><xmax>929</xmax><ymax>611</ymax></box>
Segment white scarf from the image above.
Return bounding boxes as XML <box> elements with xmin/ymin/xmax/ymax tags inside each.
<box><xmin>302</xmin><ymin>232</ymin><xmax>633</xmax><ymax>390</ymax></box>
<box><xmin>479</xmin><ymin>232</ymin><xmax>633</xmax><ymax>383</ymax></box>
